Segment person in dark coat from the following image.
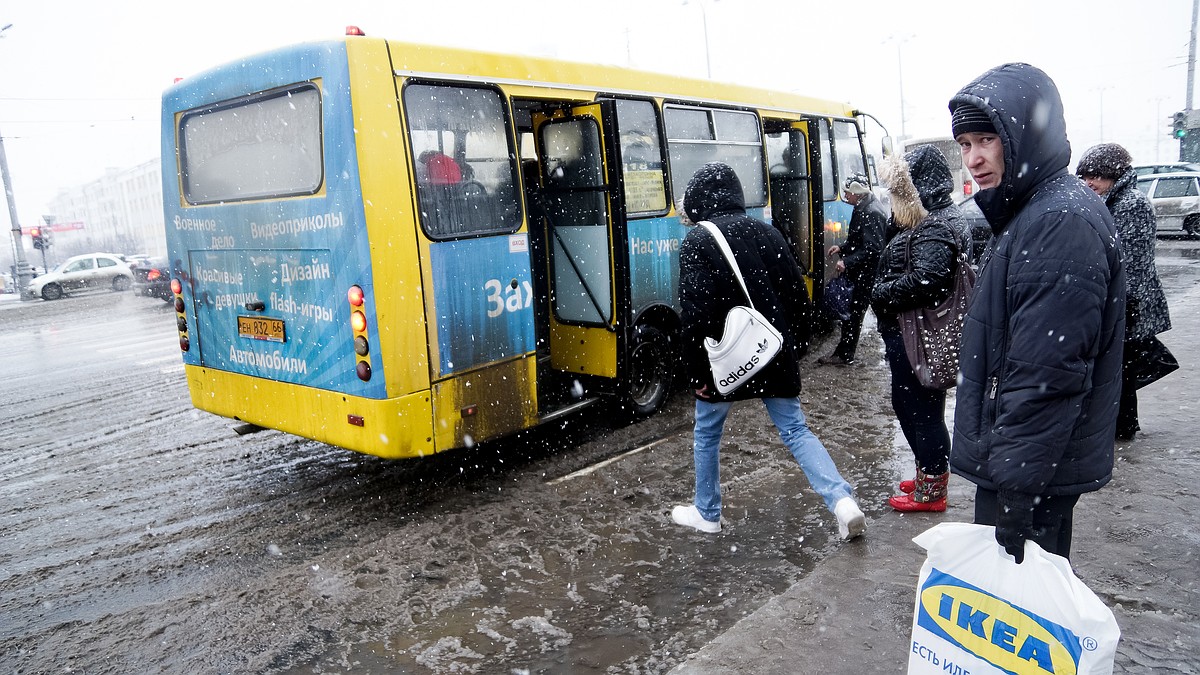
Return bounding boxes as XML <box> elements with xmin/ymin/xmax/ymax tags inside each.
<box><xmin>820</xmin><ymin>173</ymin><xmax>887</xmax><ymax>365</ymax></box>
<box><xmin>671</xmin><ymin>162</ymin><xmax>866</xmax><ymax>541</ymax></box>
<box><xmin>1076</xmin><ymin>143</ymin><xmax>1173</xmax><ymax>441</ymax></box>
<box><xmin>871</xmin><ymin>146</ymin><xmax>969</xmax><ymax>513</ymax></box>
<box><xmin>949</xmin><ymin>64</ymin><xmax>1125</xmax><ymax>563</ymax></box>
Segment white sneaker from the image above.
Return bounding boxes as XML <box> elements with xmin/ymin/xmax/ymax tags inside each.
<box><xmin>834</xmin><ymin>497</ymin><xmax>866</xmax><ymax>540</ymax></box>
<box><xmin>671</xmin><ymin>505</ymin><xmax>721</xmax><ymax>533</ymax></box>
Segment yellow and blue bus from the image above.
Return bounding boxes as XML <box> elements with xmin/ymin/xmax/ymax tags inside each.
<box><xmin>160</xmin><ymin>29</ymin><xmax>875</xmax><ymax>459</ymax></box>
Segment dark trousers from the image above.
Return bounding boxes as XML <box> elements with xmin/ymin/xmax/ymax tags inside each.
<box><xmin>880</xmin><ymin>324</ymin><xmax>950</xmax><ymax>475</ymax></box>
<box><xmin>1117</xmin><ymin>342</ymin><xmax>1140</xmax><ymax>437</ymax></box>
<box><xmin>833</xmin><ymin>285</ymin><xmax>872</xmax><ymax>362</ymax></box>
<box><xmin>974</xmin><ymin>487</ymin><xmax>1081</xmax><ymax>560</ymax></box>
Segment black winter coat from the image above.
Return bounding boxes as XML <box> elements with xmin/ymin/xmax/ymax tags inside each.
<box><xmin>841</xmin><ymin>193</ymin><xmax>887</xmax><ymax>288</ymax></box>
<box><xmin>872</xmin><ymin>145</ymin><xmax>967</xmax><ymax>331</ymax></box>
<box><xmin>680</xmin><ymin>162</ymin><xmax>809</xmax><ymax>401</ymax></box>
<box><xmin>948</xmin><ymin>64</ymin><xmax>1126</xmax><ymax>497</ymax></box>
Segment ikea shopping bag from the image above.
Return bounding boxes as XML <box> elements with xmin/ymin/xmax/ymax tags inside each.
<box><xmin>908</xmin><ymin>522</ymin><xmax>1120</xmax><ymax>675</ymax></box>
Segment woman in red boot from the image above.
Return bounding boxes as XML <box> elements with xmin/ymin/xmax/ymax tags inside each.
<box><xmin>871</xmin><ymin>146</ymin><xmax>971</xmax><ymax>512</ymax></box>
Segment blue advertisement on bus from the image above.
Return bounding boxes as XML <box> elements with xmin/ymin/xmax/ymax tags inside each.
<box><xmin>161</xmin><ymin>42</ymin><xmax>385</xmax><ymax>399</ymax></box>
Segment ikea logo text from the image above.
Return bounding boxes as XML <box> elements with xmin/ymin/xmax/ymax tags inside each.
<box><xmin>917</xmin><ymin>569</ymin><xmax>1084</xmax><ymax>674</ymax></box>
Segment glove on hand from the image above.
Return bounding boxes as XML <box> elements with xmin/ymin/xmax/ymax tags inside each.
<box><xmin>996</xmin><ymin>490</ymin><xmax>1036</xmax><ymax>564</ymax></box>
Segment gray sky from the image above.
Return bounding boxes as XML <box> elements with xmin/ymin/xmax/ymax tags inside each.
<box><xmin>0</xmin><ymin>0</ymin><xmax>1194</xmax><ymax>232</ymax></box>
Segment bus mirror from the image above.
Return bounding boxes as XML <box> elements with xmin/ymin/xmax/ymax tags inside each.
<box><xmin>881</xmin><ymin>137</ymin><xmax>896</xmax><ymax>157</ymax></box>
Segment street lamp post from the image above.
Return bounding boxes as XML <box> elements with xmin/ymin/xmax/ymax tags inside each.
<box><xmin>885</xmin><ymin>33</ymin><xmax>913</xmax><ymax>138</ymax></box>
<box><xmin>683</xmin><ymin>0</ymin><xmax>714</xmax><ymax>79</ymax></box>
<box><xmin>0</xmin><ymin>23</ymin><xmax>34</xmax><ymax>300</ymax></box>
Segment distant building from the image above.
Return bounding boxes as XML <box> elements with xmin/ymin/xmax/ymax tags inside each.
<box><xmin>43</xmin><ymin>158</ymin><xmax>165</xmax><ymax>258</ymax></box>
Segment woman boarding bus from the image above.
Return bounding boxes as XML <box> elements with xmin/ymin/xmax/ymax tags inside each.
<box><xmin>161</xmin><ymin>28</ymin><xmax>876</xmax><ymax>459</ymax></box>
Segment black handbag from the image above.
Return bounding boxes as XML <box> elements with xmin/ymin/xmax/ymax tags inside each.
<box><xmin>822</xmin><ymin>274</ymin><xmax>855</xmax><ymax>322</ymax></box>
<box><xmin>1126</xmin><ymin>336</ymin><xmax>1178</xmax><ymax>390</ymax></box>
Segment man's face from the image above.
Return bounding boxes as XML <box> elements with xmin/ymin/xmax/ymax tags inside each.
<box><xmin>843</xmin><ymin>191</ymin><xmax>862</xmax><ymax>206</ymax></box>
<box><xmin>957</xmin><ymin>132</ymin><xmax>1004</xmax><ymax>190</ymax></box>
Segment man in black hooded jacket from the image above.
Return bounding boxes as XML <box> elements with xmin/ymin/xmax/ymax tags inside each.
<box><xmin>670</xmin><ymin>162</ymin><xmax>866</xmax><ymax>541</ymax></box>
<box><xmin>949</xmin><ymin>64</ymin><xmax>1125</xmax><ymax>563</ymax></box>
<box><xmin>820</xmin><ymin>173</ymin><xmax>886</xmax><ymax>365</ymax></box>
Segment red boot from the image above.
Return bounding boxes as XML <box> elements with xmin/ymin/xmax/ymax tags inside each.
<box><xmin>889</xmin><ymin>471</ymin><xmax>948</xmax><ymax>512</ymax></box>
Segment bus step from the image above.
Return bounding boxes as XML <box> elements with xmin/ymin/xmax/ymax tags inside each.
<box><xmin>538</xmin><ymin>397</ymin><xmax>600</xmax><ymax>424</ymax></box>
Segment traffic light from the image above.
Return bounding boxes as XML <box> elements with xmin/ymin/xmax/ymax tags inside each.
<box><xmin>30</xmin><ymin>227</ymin><xmax>45</xmax><ymax>250</ymax></box>
<box><xmin>1173</xmin><ymin>111</ymin><xmax>1188</xmax><ymax>139</ymax></box>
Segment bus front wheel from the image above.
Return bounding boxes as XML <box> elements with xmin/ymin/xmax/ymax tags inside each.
<box><xmin>622</xmin><ymin>324</ymin><xmax>675</xmax><ymax>420</ymax></box>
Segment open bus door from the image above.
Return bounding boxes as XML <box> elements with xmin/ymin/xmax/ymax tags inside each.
<box><xmin>530</xmin><ymin>101</ymin><xmax>629</xmax><ymax>415</ymax></box>
<box><xmin>765</xmin><ymin>119</ymin><xmax>823</xmax><ymax>303</ymax></box>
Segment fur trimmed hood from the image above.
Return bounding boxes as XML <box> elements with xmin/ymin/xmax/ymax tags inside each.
<box><xmin>881</xmin><ymin>155</ymin><xmax>927</xmax><ymax>229</ymax></box>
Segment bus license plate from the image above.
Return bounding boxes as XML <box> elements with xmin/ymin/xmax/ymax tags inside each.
<box><xmin>237</xmin><ymin>316</ymin><xmax>286</xmax><ymax>343</ymax></box>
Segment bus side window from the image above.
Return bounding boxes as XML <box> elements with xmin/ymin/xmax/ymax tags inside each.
<box><xmin>664</xmin><ymin>105</ymin><xmax>765</xmax><ymax>210</ymax></box>
<box><xmin>832</xmin><ymin>119</ymin><xmax>866</xmax><ymax>195</ymax></box>
<box><xmin>403</xmin><ymin>83</ymin><xmax>522</xmax><ymax>239</ymax></box>
<box><xmin>816</xmin><ymin>119</ymin><xmax>836</xmax><ymax>202</ymax></box>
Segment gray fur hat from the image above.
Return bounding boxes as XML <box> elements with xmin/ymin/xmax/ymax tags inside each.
<box><xmin>1075</xmin><ymin>143</ymin><xmax>1132</xmax><ymax>180</ymax></box>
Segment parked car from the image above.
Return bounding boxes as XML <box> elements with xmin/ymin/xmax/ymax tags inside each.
<box><xmin>1136</xmin><ymin>172</ymin><xmax>1200</xmax><ymax>237</ymax></box>
<box><xmin>1133</xmin><ymin>162</ymin><xmax>1200</xmax><ymax>177</ymax></box>
<box><xmin>28</xmin><ymin>252</ymin><xmax>133</xmax><ymax>300</ymax></box>
<box><xmin>130</xmin><ymin>257</ymin><xmax>173</xmax><ymax>301</ymax></box>
<box><xmin>955</xmin><ymin>194</ymin><xmax>993</xmax><ymax>265</ymax></box>
<box><xmin>124</xmin><ymin>253</ymin><xmax>153</xmax><ymax>268</ymax></box>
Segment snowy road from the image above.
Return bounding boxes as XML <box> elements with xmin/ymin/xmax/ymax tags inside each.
<box><xmin>3</xmin><ymin>238</ymin><xmax>1194</xmax><ymax>673</ymax></box>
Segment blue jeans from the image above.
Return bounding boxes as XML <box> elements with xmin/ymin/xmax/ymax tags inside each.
<box><xmin>691</xmin><ymin>397</ymin><xmax>854</xmax><ymax>522</ymax></box>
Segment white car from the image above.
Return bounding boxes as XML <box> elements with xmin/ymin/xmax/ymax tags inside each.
<box><xmin>1136</xmin><ymin>172</ymin><xmax>1200</xmax><ymax>237</ymax></box>
<box><xmin>29</xmin><ymin>253</ymin><xmax>133</xmax><ymax>300</ymax></box>
<box><xmin>1133</xmin><ymin>162</ymin><xmax>1200</xmax><ymax>178</ymax></box>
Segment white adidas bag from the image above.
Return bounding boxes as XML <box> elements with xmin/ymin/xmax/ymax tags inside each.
<box><xmin>699</xmin><ymin>221</ymin><xmax>783</xmax><ymax>395</ymax></box>
<box><xmin>908</xmin><ymin>522</ymin><xmax>1120</xmax><ymax>675</ymax></box>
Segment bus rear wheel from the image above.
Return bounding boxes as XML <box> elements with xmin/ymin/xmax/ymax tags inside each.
<box><xmin>622</xmin><ymin>324</ymin><xmax>675</xmax><ymax>420</ymax></box>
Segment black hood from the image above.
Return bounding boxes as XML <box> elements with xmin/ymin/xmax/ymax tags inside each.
<box><xmin>903</xmin><ymin>143</ymin><xmax>955</xmax><ymax>211</ymax></box>
<box><xmin>948</xmin><ymin>63</ymin><xmax>1072</xmax><ymax>229</ymax></box>
<box><xmin>683</xmin><ymin>162</ymin><xmax>746</xmax><ymax>224</ymax></box>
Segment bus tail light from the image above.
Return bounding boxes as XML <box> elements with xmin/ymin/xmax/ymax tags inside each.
<box><xmin>172</xmin><ymin>278</ymin><xmax>190</xmax><ymax>352</ymax></box>
<box><xmin>963</xmin><ymin>180</ymin><xmax>973</xmax><ymax>196</ymax></box>
<box><xmin>348</xmin><ymin>285</ymin><xmax>372</xmax><ymax>381</ymax></box>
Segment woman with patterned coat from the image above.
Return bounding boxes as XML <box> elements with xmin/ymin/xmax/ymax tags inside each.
<box><xmin>1076</xmin><ymin>143</ymin><xmax>1172</xmax><ymax>440</ymax></box>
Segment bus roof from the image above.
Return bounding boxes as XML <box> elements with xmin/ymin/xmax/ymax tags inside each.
<box><xmin>171</xmin><ymin>36</ymin><xmax>860</xmax><ymax>120</ymax></box>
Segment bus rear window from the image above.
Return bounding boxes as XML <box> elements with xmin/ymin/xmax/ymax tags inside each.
<box><xmin>179</xmin><ymin>84</ymin><xmax>323</xmax><ymax>205</ymax></box>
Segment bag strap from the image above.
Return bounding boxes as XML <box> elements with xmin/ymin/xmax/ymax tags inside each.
<box><xmin>699</xmin><ymin>221</ymin><xmax>755</xmax><ymax>308</ymax></box>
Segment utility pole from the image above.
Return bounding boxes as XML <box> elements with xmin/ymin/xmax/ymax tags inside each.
<box><xmin>1185</xmin><ymin>0</ymin><xmax>1200</xmax><ymax>161</ymax></box>
<box><xmin>1190</xmin><ymin>0</ymin><xmax>1198</xmax><ymax>111</ymax></box>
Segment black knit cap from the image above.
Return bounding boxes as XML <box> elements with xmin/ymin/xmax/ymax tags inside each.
<box><xmin>1075</xmin><ymin>143</ymin><xmax>1132</xmax><ymax>180</ymax></box>
<box><xmin>951</xmin><ymin>104</ymin><xmax>996</xmax><ymax>138</ymax></box>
